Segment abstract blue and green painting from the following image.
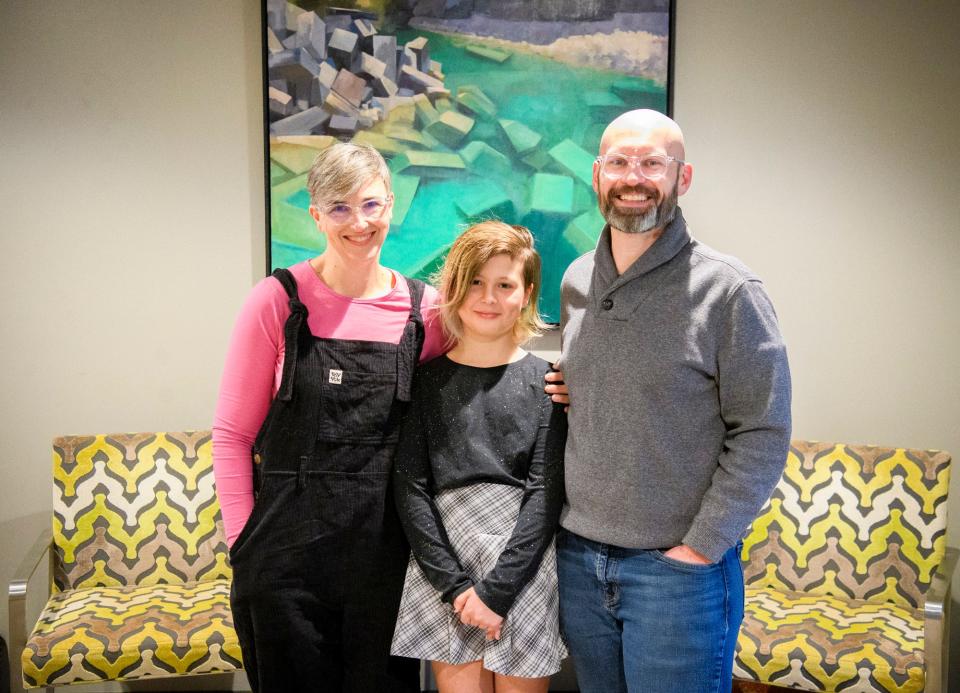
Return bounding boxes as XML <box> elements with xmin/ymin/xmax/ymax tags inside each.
<box><xmin>266</xmin><ymin>0</ymin><xmax>672</xmax><ymax>322</ymax></box>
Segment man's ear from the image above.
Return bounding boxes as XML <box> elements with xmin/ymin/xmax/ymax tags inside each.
<box><xmin>677</xmin><ymin>163</ymin><xmax>694</xmax><ymax>196</ymax></box>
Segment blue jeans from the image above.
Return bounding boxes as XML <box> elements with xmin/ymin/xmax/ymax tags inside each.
<box><xmin>556</xmin><ymin>530</ymin><xmax>744</xmax><ymax>693</ymax></box>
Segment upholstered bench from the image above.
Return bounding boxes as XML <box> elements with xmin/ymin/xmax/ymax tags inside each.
<box><xmin>9</xmin><ymin>431</ymin><xmax>243</xmax><ymax>689</ymax></box>
<box><xmin>734</xmin><ymin>441</ymin><xmax>956</xmax><ymax>693</ymax></box>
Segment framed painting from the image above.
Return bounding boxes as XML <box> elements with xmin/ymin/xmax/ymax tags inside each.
<box><xmin>264</xmin><ymin>0</ymin><xmax>675</xmax><ymax>322</ymax></box>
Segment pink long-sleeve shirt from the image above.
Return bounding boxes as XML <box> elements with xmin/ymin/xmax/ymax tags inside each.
<box><xmin>212</xmin><ymin>261</ymin><xmax>446</xmax><ymax>546</ymax></box>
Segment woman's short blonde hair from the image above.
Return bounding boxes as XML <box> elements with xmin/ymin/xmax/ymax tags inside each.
<box><xmin>306</xmin><ymin>142</ymin><xmax>391</xmax><ymax>207</ymax></box>
<box><xmin>437</xmin><ymin>221</ymin><xmax>547</xmax><ymax>346</ymax></box>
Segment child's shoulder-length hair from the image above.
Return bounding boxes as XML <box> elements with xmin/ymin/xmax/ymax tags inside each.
<box><xmin>435</xmin><ymin>220</ymin><xmax>547</xmax><ymax>346</ymax></box>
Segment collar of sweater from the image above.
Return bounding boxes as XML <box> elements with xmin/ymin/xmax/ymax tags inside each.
<box><xmin>594</xmin><ymin>208</ymin><xmax>692</xmax><ymax>290</ymax></box>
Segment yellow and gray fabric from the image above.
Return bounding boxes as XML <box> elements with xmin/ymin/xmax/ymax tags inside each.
<box><xmin>734</xmin><ymin>441</ymin><xmax>951</xmax><ymax>692</ymax></box>
<box><xmin>21</xmin><ymin>432</ymin><xmax>242</xmax><ymax>687</ymax></box>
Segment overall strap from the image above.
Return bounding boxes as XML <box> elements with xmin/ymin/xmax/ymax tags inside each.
<box><xmin>272</xmin><ymin>268</ymin><xmax>309</xmax><ymax>402</ymax></box>
<box><xmin>395</xmin><ymin>276</ymin><xmax>427</xmax><ymax>402</ymax></box>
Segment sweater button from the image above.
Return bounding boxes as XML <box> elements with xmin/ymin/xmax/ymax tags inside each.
<box><xmin>600</xmin><ymin>298</ymin><xmax>614</xmax><ymax>310</ymax></box>
<box><xmin>253</xmin><ymin>453</ymin><xmax>262</xmax><ymax>465</ymax></box>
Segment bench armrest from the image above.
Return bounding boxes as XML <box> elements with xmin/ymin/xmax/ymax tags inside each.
<box><xmin>8</xmin><ymin>526</ymin><xmax>53</xmax><ymax>692</ymax></box>
<box><xmin>923</xmin><ymin>545</ymin><xmax>958</xmax><ymax>693</ymax></box>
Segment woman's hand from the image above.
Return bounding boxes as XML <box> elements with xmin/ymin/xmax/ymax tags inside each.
<box><xmin>454</xmin><ymin>588</ymin><xmax>504</xmax><ymax>640</ymax></box>
<box><xmin>544</xmin><ymin>368</ymin><xmax>569</xmax><ymax>407</ymax></box>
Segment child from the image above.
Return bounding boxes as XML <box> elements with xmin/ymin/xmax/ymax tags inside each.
<box><xmin>391</xmin><ymin>221</ymin><xmax>567</xmax><ymax>693</ymax></box>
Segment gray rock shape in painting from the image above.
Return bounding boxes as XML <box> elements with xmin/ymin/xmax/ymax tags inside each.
<box><xmin>331</xmin><ymin>69</ymin><xmax>366</xmax><ymax>108</ymax></box>
<box><xmin>271</xmin><ymin>106</ymin><xmax>331</xmax><ymax>136</ymax></box>
<box><xmin>328</xmin><ymin>28</ymin><xmax>359</xmax><ymax>70</ymax></box>
<box><xmin>371</xmin><ymin>75</ymin><xmax>400</xmax><ymax>98</ymax></box>
<box><xmin>270</xmin><ymin>48</ymin><xmax>320</xmax><ymax>103</ymax></box>
<box><xmin>328</xmin><ymin>114</ymin><xmax>359</xmax><ymax>135</ymax></box>
<box><xmin>324</xmin><ymin>14</ymin><xmax>354</xmax><ymax>35</ymax></box>
<box><xmin>324</xmin><ymin>90</ymin><xmax>361</xmax><ymax>119</ymax></box>
<box><xmin>269</xmin><ymin>86</ymin><xmax>296</xmax><ymax>118</ymax></box>
<box><xmin>359</xmin><ymin>52</ymin><xmax>388</xmax><ymax>81</ymax></box>
<box><xmin>310</xmin><ymin>77</ymin><xmax>330</xmax><ymax>107</ymax></box>
<box><xmin>398</xmin><ymin>64</ymin><xmax>443</xmax><ymax>94</ymax></box>
<box><xmin>371</xmin><ymin>35</ymin><xmax>398</xmax><ymax>82</ymax></box>
<box><xmin>267</xmin><ymin>28</ymin><xmax>284</xmax><ymax>54</ymax></box>
<box><xmin>398</xmin><ymin>46</ymin><xmax>418</xmax><ymax>71</ymax></box>
<box><xmin>317</xmin><ymin>61</ymin><xmax>339</xmax><ymax>89</ymax></box>
<box><xmin>265</xmin><ymin>0</ymin><xmax>288</xmax><ymax>35</ymax></box>
<box><xmin>294</xmin><ymin>12</ymin><xmax>327</xmax><ymax>62</ymax></box>
<box><xmin>354</xmin><ymin>18</ymin><xmax>377</xmax><ymax>40</ymax></box>
<box><xmin>405</xmin><ymin>36</ymin><xmax>430</xmax><ymax>72</ymax></box>
<box><xmin>325</xmin><ymin>7</ymin><xmax>379</xmax><ymax>21</ymax></box>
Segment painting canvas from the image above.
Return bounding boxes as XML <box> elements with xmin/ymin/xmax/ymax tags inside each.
<box><xmin>265</xmin><ymin>0</ymin><xmax>674</xmax><ymax>322</ymax></box>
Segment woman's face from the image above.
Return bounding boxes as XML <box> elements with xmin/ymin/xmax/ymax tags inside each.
<box><xmin>456</xmin><ymin>253</ymin><xmax>532</xmax><ymax>345</ymax></box>
<box><xmin>309</xmin><ymin>177</ymin><xmax>393</xmax><ymax>266</ymax></box>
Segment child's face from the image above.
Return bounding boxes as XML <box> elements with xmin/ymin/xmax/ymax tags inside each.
<box><xmin>458</xmin><ymin>253</ymin><xmax>532</xmax><ymax>344</ymax></box>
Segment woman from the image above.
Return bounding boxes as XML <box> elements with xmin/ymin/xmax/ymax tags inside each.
<box><xmin>212</xmin><ymin>143</ymin><xmax>446</xmax><ymax>692</ymax></box>
<box><xmin>391</xmin><ymin>222</ymin><xmax>567</xmax><ymax>693</ymax></box>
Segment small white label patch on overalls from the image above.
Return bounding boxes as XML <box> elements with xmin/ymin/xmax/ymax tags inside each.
<box><xmin>329</xmin><ymin>369</ymin><xmax>343</xmax><ymax>384</ymax></box>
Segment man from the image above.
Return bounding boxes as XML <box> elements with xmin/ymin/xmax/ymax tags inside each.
<box><xmin>553</xmin><ymin>109</ymin><xmax>791</xmax><ymax>692</ymax></box>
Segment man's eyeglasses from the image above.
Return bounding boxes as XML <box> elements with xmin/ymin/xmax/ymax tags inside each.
<box><xmin>320</xmin><ymin>195</ymin><xmax>392</xmax><ymax>224</ymax></box>
<box><xmin>597</xmin><ymin>154</ymin><xmax>684</xmax><ymax>180</ymax></box>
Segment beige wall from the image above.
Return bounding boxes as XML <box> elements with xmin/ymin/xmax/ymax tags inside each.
<box><xmin>0</xmin><ymin>2</ymin><xmax>265</xmax><ymax>690</ymax></box>
<box><xmin>1</xmin><ymin>0</ymin><xmax>958</xmax><ymax>690</ymax></box>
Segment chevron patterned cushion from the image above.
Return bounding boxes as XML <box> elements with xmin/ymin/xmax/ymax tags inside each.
<box><xmin>21</xmin><ymin>580</ymin><xmax>242</xmax><ymax>686</ymax></box>
<box><xmin>735</xmin><ymin>586</ymin><xmax>924</xmax><ymax>692</ymax></box>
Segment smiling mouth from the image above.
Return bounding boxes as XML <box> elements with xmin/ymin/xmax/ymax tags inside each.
<box><xmin>344</xmin><ymin>231</ymin><xmax>375</xmax><ymax>244</ymax></box>
<box><xmin>473</xmin><ymin>311</ymin><xmax>500</xmax><ymax>319</ymax></box>
<box><xmin>614</xmin><ymin>188</ymin><xmax>657</xmax><ymax>206</ymax></box>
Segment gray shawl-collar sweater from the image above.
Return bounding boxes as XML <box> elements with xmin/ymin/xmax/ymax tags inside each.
<box><xmin>558</xmin><ymin>209</ymin><xmax>792</xmax><ymax>562</ymax></box>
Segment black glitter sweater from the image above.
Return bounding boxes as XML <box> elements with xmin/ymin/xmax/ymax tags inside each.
<box><xmin>393</xmin><ymin>352</ymin><xmax>567</xmax><ymax>617</ymax></box>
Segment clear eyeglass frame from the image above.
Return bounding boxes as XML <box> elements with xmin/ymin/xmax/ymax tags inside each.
<box><xmin>321</xmin><ymin>195</ymin><xmax>393</xmax><ymax>224</ymax></box>
<box><xmin>597</xmin><ymin>153</ymin><xmax>685</xmax><ymax>180</ymax></box>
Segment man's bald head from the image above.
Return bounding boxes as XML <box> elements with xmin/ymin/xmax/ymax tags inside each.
<box><xmin>599</xmin><ymin>109</ymin><xmax>686</xmax><ymax>160</ymax></box>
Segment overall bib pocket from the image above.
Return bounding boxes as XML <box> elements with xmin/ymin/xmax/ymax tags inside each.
<box><xmin>318</xmin><ymin>369</ymin><xmax>399</xmax><ymax>442</ymax></box>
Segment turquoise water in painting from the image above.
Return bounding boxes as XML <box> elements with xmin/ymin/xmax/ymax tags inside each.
<box><xmin>270</xmin><ymin>29</ymin><xmax>666</xmax><ymax>322</ymax></box>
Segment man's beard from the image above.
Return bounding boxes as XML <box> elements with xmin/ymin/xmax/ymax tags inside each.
<box><xmin>600</xmin><ymin>179</ymin><xmax>679</xmax><ymax>234</ymax></box>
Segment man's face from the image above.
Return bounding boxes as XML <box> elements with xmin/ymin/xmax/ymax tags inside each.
<box><xmin>594</xmin><ymin>135</ymin><xmax>687</xmax><ymax>235</ymax></box>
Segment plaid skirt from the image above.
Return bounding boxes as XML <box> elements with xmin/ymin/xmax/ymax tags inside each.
<box><xmin>391</xmin><ymin>483</ymin><xmax>566</xmax><ymax>678</ymax></box>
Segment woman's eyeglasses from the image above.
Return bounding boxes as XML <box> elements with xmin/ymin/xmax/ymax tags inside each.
<box><xmin>321</xmin><ymin>195</ymin><xmax>392</xmax><ymax>224</ymax></box>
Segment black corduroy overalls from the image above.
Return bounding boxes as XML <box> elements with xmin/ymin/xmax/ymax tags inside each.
<box><xmin>229</xmin><ymin>268</ymin><xmax>424</xmax><ymax>693</ymax></box>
